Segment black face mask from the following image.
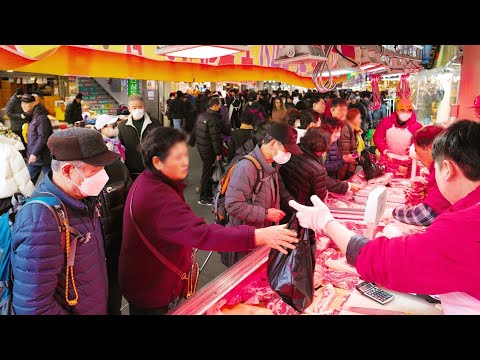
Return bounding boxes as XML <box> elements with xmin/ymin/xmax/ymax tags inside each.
<box><xmin>396</xmin><ymin>119</ymin><xmax>407</xmax><ymax>126</ymax></box>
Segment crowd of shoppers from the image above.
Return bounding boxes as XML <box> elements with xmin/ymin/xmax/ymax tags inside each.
<box><xmin>2</xmin><ymin>83</ymin><xmax>480</xmax><ymax>316</ymax></box>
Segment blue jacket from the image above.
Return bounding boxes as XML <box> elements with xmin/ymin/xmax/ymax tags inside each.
<box><xmin>11</xmin><ymin>172</ymin><xmax>108</xmax><ymax>315</ymax></box>
<box><xmin>325</xmin><ymin>141</ymin><xmax>345</xmax><ymax>178</ymax></box>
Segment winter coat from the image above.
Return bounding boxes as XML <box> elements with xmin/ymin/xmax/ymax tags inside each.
<box><xmin>26</xmin><ymin>104</ymin><xmax>53</xmax><ymax>166</ymax></box>
<box><xmin>6</xmin><ymin>95</ymin><xmax>26</xmax><ymax>132</ymax></box>
<box><xmin>225</xmin><ymin>145</ymin><xmax>294</xmax><ymax>229</ymax></box>
<box><xmin>336</xmin><ymin>123</ymin><xmax>357</xmax><ymax>180</ymax></box>
<box><xmin>271</xmin><ymin>109</ymin><xmax>286</xmax><ymax>122</ymax></box>
<box><xmin>65</xmin><ymin>100</ymin><xmax>83</xmax><ymax>125</ymax></box>
<box><xmin>11</xmin><ymin>172</ymin><xmax>108</xmax><ymax>315</ymax></box>
<box><xmin>280</xmin><ymin>143</ymin><xmax>347</xmax><ymax>214</ymax></box>
<box><xmin>373</xmin><ymin>112</ymin><xmax>422</xmax><ymax>155</ymax></box>
<box><xmin>98</xmin><ymin>159</ymin><xmax>132</xmax><ymax>262</ymax></box>
<box><xmin>170</xmin><ymin>97</ymin><xmax>186</xmax><ymax>119</ymax></box>
<box><xmin>325</xmin><ymin>141</ymin><xmax>345</xmax><ymax>178</ymax></box>
<box><xmin>119</xmin><ymin>169</ymin><xmax>256</xmax><ymax>308</ymax></box>
<box><xmin>195</xmin><ymin>109</ymin><xmax>223</xmax><ymax>157</ymax></box>
<box><xmin>227</xmin><ymin>127</ymin><xmax>254</xmax><ymax>161</ymax></box>
<box><xmin>0</xmin><ymin>135</ymin><xmax>35</xmax><ymax>199</ymax></box>
<box><xmin>118</xmin><ymin>113</ymin><xmax>161</xmax><ymax>176</ymax></box>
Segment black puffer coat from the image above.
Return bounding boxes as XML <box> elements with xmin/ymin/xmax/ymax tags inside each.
<box><xmin>26</xmin><ymin>104</ymin><xmax>53</xmax><ymax>166</ymax></box>
<box><xmin>279</xmin><ymin>143</ymin><xmax>348</xmax><ymax>213</ymax></box>
<box><xmin>65</xmin><ymin>100</ymin><xmax>83</xmax><ymax>124</ymax></box>
<box><xmin>195</xmin><ymin>109</ymin><xmax>223</xmax><ymax>157</ymax></box>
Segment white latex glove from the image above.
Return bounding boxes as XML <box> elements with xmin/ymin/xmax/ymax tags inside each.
<box><xmin>288</xmin><ymin>195</ymin><xmax>335</xmax><ymax>232</ymax></box>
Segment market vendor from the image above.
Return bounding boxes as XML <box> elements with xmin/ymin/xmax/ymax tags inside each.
<box><xmin>373</xmin><ymin>98</ymin><xmax>422</xmax><ymax>156</ymax></box>
<box><xmin>289</xmin><ymin>120</ymin><xmax>480</xmax><ymax>315</ymax></box>
<box><xmin>392</xmin><ymin>125</ymin><xmax>451</xmax><ymax>226</ymax></box>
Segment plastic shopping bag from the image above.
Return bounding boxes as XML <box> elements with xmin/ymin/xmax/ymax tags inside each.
<box><xmin>212</xmin><ymin>159</ymin><xmax>225</xmax><ymax>183</ymax></box>
<box><xmin>267</xmin><ymin>213</ymin><xmax>316</xmax><ymax>312</ymax></box>
<box><xmin>358</xmin><ymin>150</ymin><xmax>386</xmax><ymax>180</ymax></box>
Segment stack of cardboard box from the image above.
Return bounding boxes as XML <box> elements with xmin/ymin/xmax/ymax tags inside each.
<box><xmin>0</xmin><ymin>80</ymin><xmax>16</xmax><ymax>108</ymax></box>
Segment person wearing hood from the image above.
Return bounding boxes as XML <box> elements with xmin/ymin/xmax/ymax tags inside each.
<box><xmin>21</xmin><ymin>94</ymin><xmax>53</xmax><ymax>184</ymax></box>
<box><xmin>373</xmin><ymin>98</ymin><xmax>423</xmax><ymax>156</ymax></box>
<box><xmin>6</xmin><ymin>88</ymin><xmax>27</xmax><ymax>149</ymax></box>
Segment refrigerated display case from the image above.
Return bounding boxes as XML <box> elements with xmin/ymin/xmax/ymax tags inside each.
<box><xmin>171</xmin><ymin>175</ymin><xmax>440</xmax><ymax>315</ymax></box>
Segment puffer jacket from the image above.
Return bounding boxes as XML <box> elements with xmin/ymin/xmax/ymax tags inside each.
<box><xmin>26</xmin><ymin>104</ymin><xmax>53</xmax><ymax>166</ymax></box>
<box><xmin>225</xmin><ymin>145</ymin><xmax>293</xmax><ymax>229</ymax></box>
<box><xmin>195</xmin><ymin>109</ymin><xmax>223</xmax><ymax>157</ymax></box>
<box><xmin>65</xmin><ymin>100</ymin><xmax>82</xmax><ymax>124</ymax></box>
<box><xmin>0</xmin><ymin>135</ymin><xmax>35</xmax><ymax>199</ymax></box>
<box><xmin>325</xmin><ymin>141</ymin><xmax>345</xmax><ymax>178</ymax></box>
<box><xmin>280</xmin><ymin>143</ymin><xmax>348</xmax><ymax>216</ymax></box>
<box><xmin>98</xmin><ymin>159</ymin><xmax>133</xmax><ymax>261</ymax></box>
<box><xmin>11</xmin><ymin>172</ymin><xmax>108</xmax><ymax>315</ymax></box>
<box><xmin>5</xmin><ymin>95</ymin><xmax>26</xmax><ymax>132</ymax></box>
<box><xmin>337</xmin><ymin>123</ymin><xmax>357</xmax><ymax>180</ymax></box>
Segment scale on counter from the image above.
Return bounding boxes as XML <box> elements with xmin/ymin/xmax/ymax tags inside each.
<box><xmin>363</xmin><ymin>186</ymin><xmax>387</xmax><ymax>239</ymax></box>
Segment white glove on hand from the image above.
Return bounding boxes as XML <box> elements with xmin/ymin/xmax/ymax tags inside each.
<box><xmin>288</xmin><ymin>195</ymin><xmax>335</xmax><ymax>232</ymax></box>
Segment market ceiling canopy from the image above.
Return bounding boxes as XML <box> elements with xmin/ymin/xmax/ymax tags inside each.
<box><xmin>0</xmin><ymin>45</ymin><xmax>38</xmax><ymax>70</ymax></box>
<box><xmin>4</xmin><ymin>45</ymin><xmax>349</xmax><ymax>87</ymax></box>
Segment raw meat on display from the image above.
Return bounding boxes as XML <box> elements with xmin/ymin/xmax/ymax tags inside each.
<box><xmin>304</xmin><ymin>284</ymin><xmax>337</xmax><ymax>315</ymax></box>
<box><xmin>367</xmin><ymin>172</ymin><xmax>394</xmax><ymax>185</ymax></box>
<box><xmin>265</xmin><ymin>298</ymin><xmax>300</xmax><ymax>315</ymax></box>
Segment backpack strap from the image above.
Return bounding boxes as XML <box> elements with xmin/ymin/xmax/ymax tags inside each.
<box><xmin>243</xmin><ymin>155</ymin><xmax>264</xmax><ymax>194</ymax></box>
<box><xmin>17</xmin><ymin>192</ymin><xmax>79</xmax><ymax>306</ymax></box>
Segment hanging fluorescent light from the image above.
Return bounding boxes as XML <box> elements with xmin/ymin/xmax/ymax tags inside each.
<box><xmin>320</xmin><ymin>67</ymin><xmax>358</xmax><ymax>76</ymax></box>
<box><xmin>367</xmin><ymin>66</ymin><xmax>388</xmax><ymax>73</ymax></box>
<box><xmin>6</xmin><ymin>70</ymin><xmax>14</xmax><ymax>73</ymax></box>
<box><xmin>154</xmin><ymin>45</ymin><xmax>249</xmax><ymax>59</ymax></box>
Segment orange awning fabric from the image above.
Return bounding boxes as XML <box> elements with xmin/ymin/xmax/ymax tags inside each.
<box><xmin>0</xmin><ymin>45</ymin><xmax>38</xmax><ymax>70</ymax></box>
<box><xmin>13</xmin><ymin>45</ymin><xmax>346</xmax><ymax>88</ymax></box>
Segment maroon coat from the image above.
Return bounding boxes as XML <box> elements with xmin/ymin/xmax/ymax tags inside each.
<box><xmin>119</xmin><ymin>169</ymin><xmax>256</xmax><ymax>308</ymax></box>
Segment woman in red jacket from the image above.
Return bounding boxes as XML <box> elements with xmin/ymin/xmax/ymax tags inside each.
<box><xmin>119</xmin><ymin>127</ymin><xmax>298</xmax><ymax>315</ymax></box>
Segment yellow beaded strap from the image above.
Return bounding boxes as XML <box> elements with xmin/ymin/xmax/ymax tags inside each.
<box><xmin>63</xmin><ymin>217</ymin><xmax>79</xmax><ymax>306</ymax></box>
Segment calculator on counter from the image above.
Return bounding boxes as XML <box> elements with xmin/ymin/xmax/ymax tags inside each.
<box><xmin>356</xmin><ymin>282</ymin><xmax>395</xmax><ymax>305</ymax></box>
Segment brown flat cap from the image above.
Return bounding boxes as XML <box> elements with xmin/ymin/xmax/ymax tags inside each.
<box><xmin>47</xmin><ymin>127</ymin><xmax>120</xmax><ymax>166</ymax></box>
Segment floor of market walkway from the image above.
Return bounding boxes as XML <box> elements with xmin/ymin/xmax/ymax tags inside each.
<box><xmin>120</xmin><ymin>144</ymin><xmax>227</xmax><ymax>314</ymax></box>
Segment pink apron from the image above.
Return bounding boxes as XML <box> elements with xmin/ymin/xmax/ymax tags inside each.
<box><xmin>439</xmin><ymin>292</ymin><xmax>480</xmax><ymax>315</ymax></box>
<box><xmin>385</xmin><ymin>126</ymin><xmax>412</xmax><ymax>155</ymax></box>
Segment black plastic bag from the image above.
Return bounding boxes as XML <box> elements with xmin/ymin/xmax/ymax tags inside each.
<box><xmin>267</xmin><ymin>213</ymin><xmax>316</xmax><ymax>312</ymax></box>
<box><xmin>358</xmin><ymin>150</ymin><xmax>385</xmax><ymax>180</ymax></box>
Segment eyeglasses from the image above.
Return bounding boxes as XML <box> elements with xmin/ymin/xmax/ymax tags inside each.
<box><xmin>105</xmin><ymin>124</ymin><xmax>118</xmax><ymax>129</ymax></box>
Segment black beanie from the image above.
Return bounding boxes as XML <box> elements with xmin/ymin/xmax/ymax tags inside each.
<box><xmin>15</xmin><ymin>87</ymin><xmax>24</xmax><ymax>96</ymax></box>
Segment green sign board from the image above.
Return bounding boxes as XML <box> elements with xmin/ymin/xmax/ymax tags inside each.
<box><xmin>127</xmin><ymin>79</ymin><xmax>140</xmax><ymax>96</ymax></box>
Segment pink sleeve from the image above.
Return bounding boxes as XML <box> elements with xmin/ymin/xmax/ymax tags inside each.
<box><xmin>355</xmin><ymin>215</ymin><xmax>480</xmax><ymax>295</ymax></box>
<box><xmin>373</xmin><ymin>119</ymin><xmax>388</xmax><ymax>154</ymax></box>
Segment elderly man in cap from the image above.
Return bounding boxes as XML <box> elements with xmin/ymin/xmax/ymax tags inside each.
<box><xmin>21</xmin><ymin>93</ymin><xmax>53</xmax><ymax>184</ymax></box>
<box><xmin>65</xmin><ymin>93</ymin><xmax>84</xmax><ymax>125</ymax></box>
<box><xmin>10</xmin><ymin>127</ymin><xmax>120</xmax><ymax>315</ymax></box>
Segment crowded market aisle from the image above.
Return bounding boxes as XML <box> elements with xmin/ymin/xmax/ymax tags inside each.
<box><xmin>120</xmin><ymin>146</ymin><xmax>227</xmax><ymax>315</ymax></box>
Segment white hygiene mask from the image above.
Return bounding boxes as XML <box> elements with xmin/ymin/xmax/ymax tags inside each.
<box><xmin>69</xmin><ymin>166</ymin><xmax>109</xmax><ymax>197</ymax></box>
